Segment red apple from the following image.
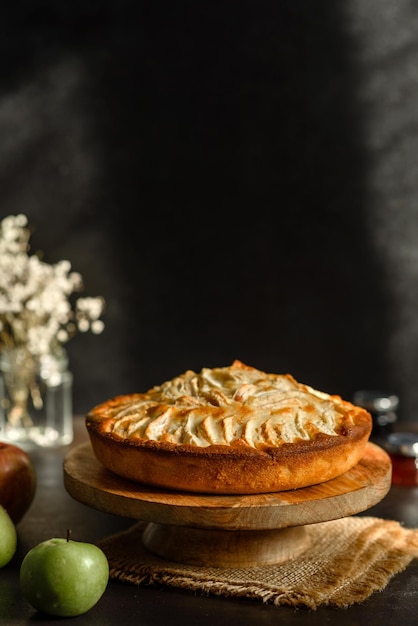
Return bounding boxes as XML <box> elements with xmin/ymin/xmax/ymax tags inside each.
<box><xmin>0</xmin><ymin>442</ymin><xmax>36</xmax><ymax>523</ymax></box>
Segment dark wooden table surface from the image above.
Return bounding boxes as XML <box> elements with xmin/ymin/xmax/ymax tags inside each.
<box><xmin>2</xmin><ymin>417</ymin><xmax>418</xmax><ymax>625</ymax></box>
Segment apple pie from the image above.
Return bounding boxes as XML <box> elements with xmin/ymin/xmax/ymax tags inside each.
<box><xmin>85</xmin><ymin>360</ymin><xmax>372</xmax><ymax>494</ymax></box>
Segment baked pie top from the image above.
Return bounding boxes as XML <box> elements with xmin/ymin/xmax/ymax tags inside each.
<box><xmin>87</xmin><ymin>360</ymin><xmax>369</xmax><ymax>451</ymax></box>
<box><xmin>85</xmin><ymin>360</ymin><xmax>373</xmax><ymax>494</ymax></box>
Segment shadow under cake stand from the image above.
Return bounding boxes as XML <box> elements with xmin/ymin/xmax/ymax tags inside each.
<box><xmin>63</xmin><ymin>441</ymin><xmax>391</xmax><ymax>568</ymax></box>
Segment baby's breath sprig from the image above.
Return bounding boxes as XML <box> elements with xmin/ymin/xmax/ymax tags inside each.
<box><xmin>0</xmin><ymin>214</ymin><xmax>105</xmax><ymax>359</ymax></box>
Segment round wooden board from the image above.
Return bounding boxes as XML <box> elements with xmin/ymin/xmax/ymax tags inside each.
<box><xmin>63</xmin><ymin>441</ymin><xmax>392</xmax><ymax>532</ymax></box>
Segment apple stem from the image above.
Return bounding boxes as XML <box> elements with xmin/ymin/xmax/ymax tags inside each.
<box><xmin>66</xmin><ymin>529</ymin><xmax>72</xmax><ymax>542</ymax></box>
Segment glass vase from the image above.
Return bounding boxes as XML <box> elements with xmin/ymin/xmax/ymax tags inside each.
<box><xmin>0</xmin><ymin>347</ymin><xmax>73</xmax><ymax>449</ymax></box>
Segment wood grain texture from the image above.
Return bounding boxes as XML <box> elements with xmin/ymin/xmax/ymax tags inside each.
<box><xmin>142</xmin><ymin>523</ymin><xmax>311</xmax><ymax>567</ymax></box>
<box><xmin>63</xmin><ymin>441</ymin><xmax>392</xmax><ymax>531</ymax></box>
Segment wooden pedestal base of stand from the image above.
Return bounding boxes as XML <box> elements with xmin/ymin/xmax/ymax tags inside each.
<box><xmin>64</xmin><ymin>441</ymin><xmax>391</xmax><ymax>568</ymax></box>
<box><xmin>142</xmin><ymin>522</ymin><xmax>310</xmax><ymax>567</ymax></box>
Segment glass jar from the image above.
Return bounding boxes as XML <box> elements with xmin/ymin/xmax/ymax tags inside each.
<box><xmin>352</xmin><ymin>390</ymin><xmax>399</xmax><ymax>440</ymax></box>
<box><xmin>0</xmin><ymin>347</ymin><xmax>73</xmax><ymax>449</ymax></box>
<box><xmin>382</xmin><ymin>432</ymin><xmax>418</xmax><ymax>487</ymax></box>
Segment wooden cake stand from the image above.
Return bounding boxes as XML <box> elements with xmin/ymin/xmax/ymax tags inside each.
<box><xmin>63</xmin><ymin>441</ymin><xmax>392</xmax><ymax>568</ymax></box>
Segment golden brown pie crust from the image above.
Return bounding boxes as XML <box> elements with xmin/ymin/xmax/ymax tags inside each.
<box><xmin>85</xmin><ymin>360</ymin><xmax>373</xmax><ymax>494</ymax></box>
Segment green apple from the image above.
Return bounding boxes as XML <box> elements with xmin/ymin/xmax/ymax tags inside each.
<box><xmin>20</xmin><ymin>530</ymin><xmax>109</xmax><ymax>617</ymax></box>
<box><xmin>0</xmin><ymin>504</ymin><xmax>17</xmax><ymax>567</ymax></box>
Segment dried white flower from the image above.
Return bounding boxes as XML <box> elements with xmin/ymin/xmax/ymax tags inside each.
<box><xmin>0</xmin><ymin>213</ymin><xmax>105</xmax><ymax>358</ymax></box>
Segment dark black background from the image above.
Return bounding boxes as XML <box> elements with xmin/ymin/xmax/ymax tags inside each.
<box><xmin>1</xmin><ymin>1</ymin><xmax>417</xmax><ymax>422</ymax></box>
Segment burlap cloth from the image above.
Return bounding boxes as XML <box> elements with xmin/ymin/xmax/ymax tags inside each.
<box><xmin>98</xmin><ymin>516</ymin><xmax>418</xmax><ymax>609</ymax></box>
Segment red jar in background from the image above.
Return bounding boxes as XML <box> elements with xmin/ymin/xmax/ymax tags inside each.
<box><xmin>382</xmin><ymin>432</ymin><xmax>418</xmax><ymax>487</ymax></box>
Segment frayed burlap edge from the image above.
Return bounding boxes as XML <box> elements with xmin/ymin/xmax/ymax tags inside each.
<box><xmin>98</xmin><ymin>516</ymin><xmax>418</xmax><ymax>610</ymax></box>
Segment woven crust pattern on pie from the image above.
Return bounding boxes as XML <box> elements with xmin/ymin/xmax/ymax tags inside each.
<box><xmin>85</xmin><ymin>360</ymin><xmax>373</xmax><ymax>494</ymax></box>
